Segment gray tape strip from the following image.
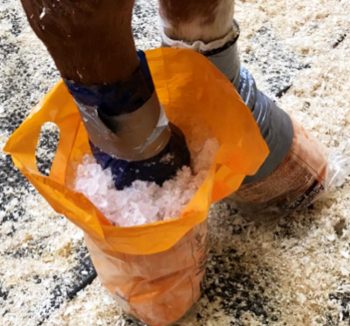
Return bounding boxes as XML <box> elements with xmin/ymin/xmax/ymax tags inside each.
<box><xmin>77</xmin><ymin>92</ymin><xmax>171</xmax><ymax>161</ymax></box>
<box><xmin>206</xmin><ymin>41</ymin><xmax>294</xmax><ymax>183</ymax></box>
<box><xmin>238</xmin><ymin>67</ymin><xmax>294</xmax><ymax>183</ymax></box>
<box><xmin>207</xmin><ymin>43</ymin><xmax>241</xmax><ymax>89</ymax></box>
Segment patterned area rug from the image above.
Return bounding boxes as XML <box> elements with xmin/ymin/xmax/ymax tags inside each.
<box><xmin>1</xmin><ymin>0</ymin><xmax>350</xmax><ymax>325</ymax></box>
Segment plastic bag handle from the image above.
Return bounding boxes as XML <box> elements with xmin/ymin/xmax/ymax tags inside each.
<box><xmin>4</xmin><ymin>81</ymin><xmax>81</xmax><ymax>184</ymax></box>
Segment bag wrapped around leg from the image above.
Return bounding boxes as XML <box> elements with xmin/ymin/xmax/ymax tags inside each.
<box><xmin>85</xmin><ymin>222</ymin><xmax>208</xmax><ymax>326</ymax></box>
<box><xmin>232</xmin><ymin>118</ymin><xmax>328</xmax><ymax>217</ymax></box>
<box><xmin>4</xmin><ymin>48</ymin><xmax>268</xmax><ymax>325</ymax></box>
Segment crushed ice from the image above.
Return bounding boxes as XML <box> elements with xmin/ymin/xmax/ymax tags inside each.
<box><xmin>74</xmin><ymin>139</ymin><xmax>219</xmax><ymax>227</ymax></box>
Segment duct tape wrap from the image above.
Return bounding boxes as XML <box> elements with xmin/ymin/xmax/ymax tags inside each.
<box><xmin>238</xmin><ymin>68</ymin><xmax>293</xmax><ymax>183</ymax></box>
<box><xmin>203</xmin><ymin>24</ymin><xmax>294</xmax><ymax>184</ymax></box>
<box><xmin>203</xmin><ymin>20</ymin><xmax>241</xmax><ymax>89</ymax></box>
<box><xmin>66</xmin><ymin>91</ymin><xmax>171</xmax><ymax>162</ymax></box>
<box><xmin>64</xmin><ymin>51</ymin><xmax>171</xmax><ymax>161</ymax></box>
<box><xmin>65</xmin><ymin>51</ymin><xmax>190</xmax><ymax>189</ymax></box>
<box><xmin>205</xmin><ymin>40</ymin><xmax>241</xmax><ymax>89</ymax></box>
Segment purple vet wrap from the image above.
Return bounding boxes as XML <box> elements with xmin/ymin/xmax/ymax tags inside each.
<box><xmin>65</xmin><ymin>51</ymin><xmax>190</xmax><ymax>189</ymax></box>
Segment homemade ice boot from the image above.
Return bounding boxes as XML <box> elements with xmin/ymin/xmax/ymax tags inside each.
<box><xmin>162</xmin><ymin>22</ymin><xmax>328</xmax><ymax>215</ymax></box>
<box><xmin>66</xmin><ymin>51</ymin><xmax>190</xmax><ymax>190</ymax></box>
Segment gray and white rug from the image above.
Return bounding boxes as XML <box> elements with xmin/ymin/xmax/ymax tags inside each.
<box><xmin>1</xmin><ymin>0</ymin><xmax>350</xmax><ymax>325</ymax></box>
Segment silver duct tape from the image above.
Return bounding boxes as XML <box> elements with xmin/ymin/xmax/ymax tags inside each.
<box><xmin>207</xmin><ymin>40</ymin><xmax>294</xmax><ymax>183</ymax></box>
<box><xmin>238</xmin><ymin>67</ymin><xmax>257</xmax><ymax>110</ymax></box>
<box><xmin>245</xmin><ymin>90</ymin><xmax>294</xmax><ymax>182</ymax></box>
<box><xmin>77</xmin><ymin>92</ymin><xmax>171</xmax><ymax>161</ymax></box>
<box><xmin>207</xmin><ymin>42</ymin><xmax>241</xmax><ymax>89</ymax></box>
<box><xmin>238</xmin><ymin>67</ymin><xmax>294</xmax><ymax>182</ymax></box>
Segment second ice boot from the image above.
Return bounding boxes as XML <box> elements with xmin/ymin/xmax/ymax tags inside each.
<box><xmin>162</xmin><ymin>22</ymin><xmax>328</xmax><ymax>215</ymax></box>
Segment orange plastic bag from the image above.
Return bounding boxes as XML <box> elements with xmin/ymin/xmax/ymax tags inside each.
<box><xmin>5</xmin><ymin>48</ymin><xmax>268</xmax><ymax>325</ymax></box>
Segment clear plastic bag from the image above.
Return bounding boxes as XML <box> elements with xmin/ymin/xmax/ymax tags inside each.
<box><xmin>325</xmin><ymin>140</ymin><xmax>350</xmax><ymax>190</ymax></box>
